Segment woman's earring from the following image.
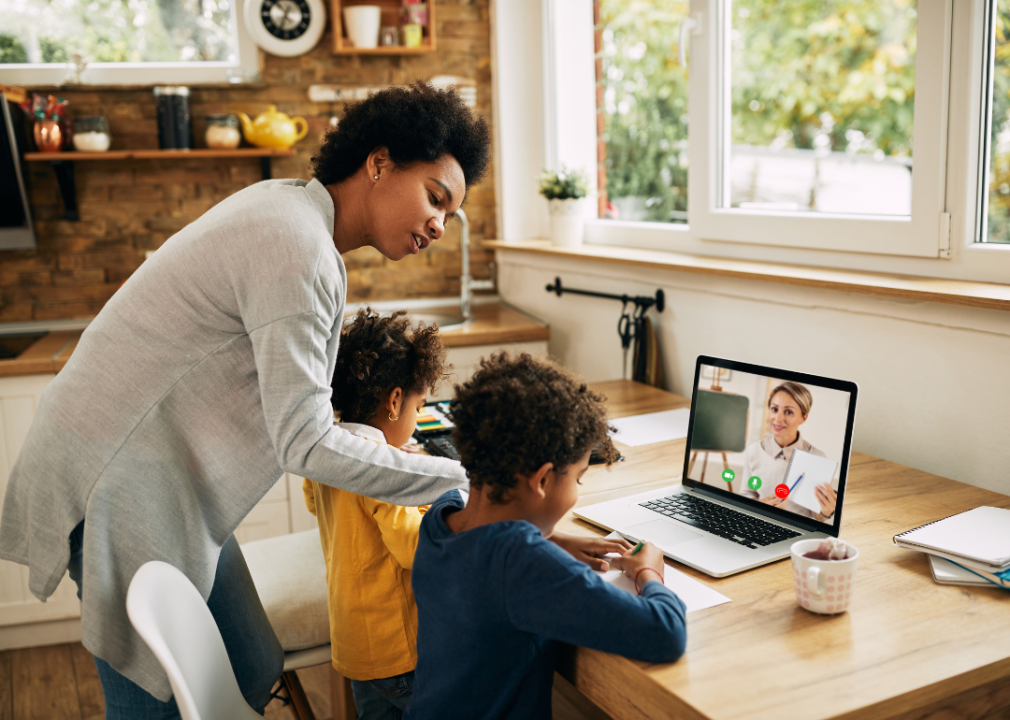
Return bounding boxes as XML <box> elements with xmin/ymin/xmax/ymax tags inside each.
<box><xmin>374</xmin><ymin>174</ymin><xmax>379</xmax><ymax>180</ymax></box>
<box><xmin>388</xmin><ymin>412</ymin><xmax>398</xmax><ymax>421</ymax></box>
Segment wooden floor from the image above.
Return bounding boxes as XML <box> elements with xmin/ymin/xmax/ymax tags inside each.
<box><xmin>0</xmin><ymin>643</ymin><xmax>612</xmax><ymax>720</ymax></box>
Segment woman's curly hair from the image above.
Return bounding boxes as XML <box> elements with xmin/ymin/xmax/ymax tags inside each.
<box><xmin>331</xmin><ymin>308</ymin><xmax>449</xmax><ymax>423</ymax></box>
<box><xmin>311</xmin><ymin>82</ymin><xmax>491</xmax><ymax>189</ymax></box>
<box><xmin>449</xmin><ymin>352</ymin><xmax>619</xmax><ymax>503</ymax></box>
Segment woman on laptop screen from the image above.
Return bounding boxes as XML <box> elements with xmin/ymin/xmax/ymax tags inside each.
<box><xmin>741</xmin><ymin>382</ymin><xmax>836</xmax><ymax>521</ymax></box>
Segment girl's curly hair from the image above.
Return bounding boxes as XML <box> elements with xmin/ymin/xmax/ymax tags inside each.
<box><xmin>311</xmin><ymin>82</ymin><xmax>491</xmax><ymax>189</ymax></box>
<box><xmin>331</xmin><ymin>308</ymin><xmax>449</xmax><ymax>423</ymax></box>
<box><xmin>448</xmin><ymin>352</ymin><xmax>619</xmax><ymax>503</ymax></box>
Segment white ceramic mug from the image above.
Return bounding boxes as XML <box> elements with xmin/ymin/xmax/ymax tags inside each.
<box><xmin>790</xmin><ymin>539</ymin><xmax>858</xmax><ymax>615</ymax></box>
<box><xmin>343</xmin><ymin>5</ymin><xmax>382</xmax><ymax>49</ymax></box>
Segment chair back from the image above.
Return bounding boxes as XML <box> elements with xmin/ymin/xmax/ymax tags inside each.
<box><xmin>126</xmin><ymin>561</ymin><xmax>261</xmax><ymax>720</ymax></box>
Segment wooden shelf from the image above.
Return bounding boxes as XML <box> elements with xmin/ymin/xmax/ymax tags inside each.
<box><xmin>330</xmin><ymin>0</ymin><xmax>436</xmax><ymax>55</ymax></box>
<box><xmin>22</xmin><ymin>147</ymin><xmax>297</xmax><ymax>221</ymax></box>
<box><xmin>23</xmin><ymin>148</ymin><xmax>296</xmax><ymax>161</ymax></box>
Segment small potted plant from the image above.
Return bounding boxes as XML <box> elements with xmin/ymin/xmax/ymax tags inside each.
<box><xmin>539</xmin><ymin>165</ymin><xmax>590</xmax><ymax>248</ymax></box>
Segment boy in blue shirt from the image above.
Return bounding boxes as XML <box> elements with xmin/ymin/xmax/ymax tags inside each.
<box><xmin>407</xmin><ymin>352</ymin><xmax>687</xmax><ymax>720</ymax></box>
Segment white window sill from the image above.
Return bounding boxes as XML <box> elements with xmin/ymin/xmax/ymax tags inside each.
<box><xmin>483</xmin><ymin>240</ymin><xmax>1010</xmax><ymax>313</ymax></box>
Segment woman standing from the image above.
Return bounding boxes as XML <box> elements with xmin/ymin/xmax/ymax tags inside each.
<box><xmin>0</xmin><ymin>84</ymin><xmax>489</xmax><ymax>718</ymax></box>
<box><xmin>740</xmin><ymin>381</ymin><xmax>837</xmax><ymax>521</ymax></box>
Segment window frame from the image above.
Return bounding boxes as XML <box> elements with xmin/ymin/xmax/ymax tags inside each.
<box><xmin>515</xmin><ymin>0</ymin><xmax>1010</xmax><ymax>285</ymax></box>
<box><xmin>0</xmin><ymin>0</ymin><xmax>260</xmax><ymax>87</ymax></box>
<box><xmin>689</xmin><ymin>0</ymin><xmax>952</xmax><ymax>258</ymax></box>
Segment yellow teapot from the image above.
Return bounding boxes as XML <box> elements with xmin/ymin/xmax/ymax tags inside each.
<box><xmin>237</xmin><ymin>105</ymin><xmax>308</xmax><ymax>150</ymax></box>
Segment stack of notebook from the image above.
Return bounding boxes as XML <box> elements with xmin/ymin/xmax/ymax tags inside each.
<box><xmin>893</xmin><ymin>506</ymin><xmax>1010</xmax><ymax>589</ymax></box>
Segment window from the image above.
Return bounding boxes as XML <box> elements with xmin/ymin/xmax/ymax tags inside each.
<box><xmin>598</xmin><ymin>0</ymin><xmax>690</xmax><ymax>224</ymax></box>
<box><xmin>594</xmin><ymin>0</ymin><xmax>952</xmax><ymax>258</ymax></box>
<box><xmin>982</xmin><ymin>0</ymin><xmax>1010</xmax><ymax>243</ymax></box>
<box><xmin>0</xmin><ymin>0</ymin><xmax>259</xmax><ymax>86</ymax></box>
<box><xmin>726</xmin><ymin>0</ymin><xmax>915</xmax><ymax>218</ymax></box>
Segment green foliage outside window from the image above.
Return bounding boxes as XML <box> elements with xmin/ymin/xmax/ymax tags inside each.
<box><xmin>732</xmin><ymin>0</ymin><xmax>916</xmax><ymax>157</ymax></box>
<box><xmin>600</xmin><ymin>0</ymin><xmax>689</xmax><ymax>223</ymax></box>
<box><xmin>0</xmin><ymin>34</ymin><xmax>28</xmax><ymax>64</ymax></box>
<box><xmin>0</xmin><ymin>0</ymin><xmax>234</xmax><ymax>66</ymax></box>
<box><xmin>600</xmin><ymin>0</ymin><xmax>918</xmax><ymax>223</ymax></box>
<box><xmin>987</xmin><ymin>0</ymin><xmax>1010</xmax><ymax>243</ymax></box>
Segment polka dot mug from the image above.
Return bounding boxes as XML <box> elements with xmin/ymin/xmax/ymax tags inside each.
<box><xmin>790</xmin><ymin>538</ymin><xmax>858</xmax><ymax>615</ymax></box>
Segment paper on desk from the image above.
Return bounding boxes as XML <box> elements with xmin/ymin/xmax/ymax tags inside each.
<box><xmin>609</xmin><ymin>408</ymin><xmax>690</xmax><ymax>447</ymax></box>
<box><xmin>596</xmin><ymin>533</ymin><xmax>731</xmax><ymax>613</ymax></box>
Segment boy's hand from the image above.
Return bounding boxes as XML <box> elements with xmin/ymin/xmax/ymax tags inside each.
<box><xmin>550</xmin><ymin>532</ymin><xmax>631</xmax><ymax>571</ymax></box>
<box><xmin>609</xmin><ymin>542</ymin><xmax>666</xmax><ymax>589</ymax></box>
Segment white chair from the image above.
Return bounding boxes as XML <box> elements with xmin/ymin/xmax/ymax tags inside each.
<box><xmin>242</xmin><ymin>529</ymin><xmax>356</xmax><ymax>720</ymax></box>
<box><xmin>126</xmin><ymin>560</ymin><xmax>262</xmax><ymax>720</ymax></box>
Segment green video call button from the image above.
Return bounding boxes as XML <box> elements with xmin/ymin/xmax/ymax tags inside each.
<box><xmin>722</xmin><ymin>469</ymin><xmax>735</xmax><ymax>483</ymax></box>
<box><xmin>748</xmin><ymin>476</ymin><xmax>762</xmax><ymax>491</ymax></box>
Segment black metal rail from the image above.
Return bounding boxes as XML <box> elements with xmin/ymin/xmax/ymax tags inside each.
<box><xmin>545</xmin><ymin>276</ymin><xmax>664</xmax><ymax>314</ymax></box>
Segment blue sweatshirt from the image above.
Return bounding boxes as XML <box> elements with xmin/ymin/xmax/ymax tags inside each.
<box><xmin>405</xmin><ymin>490</ymin><xmax>687</xmax><ymax>720</ymax></box>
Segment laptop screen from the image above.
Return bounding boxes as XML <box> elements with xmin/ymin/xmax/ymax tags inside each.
<box><xmin>682</xmin><ymin>356</ymin><xmax>858</xmax><ymax>535</ymax></box>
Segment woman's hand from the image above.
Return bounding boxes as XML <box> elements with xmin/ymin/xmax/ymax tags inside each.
<box><xmin>550</xmin><ymin>532</ymin><xmax>631</xmax><ymax>571</ymax></box>
<box><xmin>610</xmin><ymin>542</ymin><xmax>666</xmax><ymax>590</ymax></box>
<box><xmin>398</xmin><ymin>442</ymin><xmax>422</xmax><ymax>454</ymax></box>
<box><xmin>760</xmin><ymin>495</ymin><xmax>785</xmax><ymax>508</ymax></box>
<box><xmin>814</xmin><ymin>483</ymin><xmax>837</xmax><ymax>520</ymax></box>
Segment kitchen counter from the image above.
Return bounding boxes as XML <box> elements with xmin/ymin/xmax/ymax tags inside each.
<box><xmin>0</xmin><ymin>303</ymin><xmax>549</xmax><ymax>378</ymax></box>
<box><xmin>426</xmin><ymin>302</ymin><xmax>550</xmax><ymax>348</ymax></box>
<box><xmin>0</xmin><ymin>331</ymin><xmax>80</xmax><ymax>377</ymax></box>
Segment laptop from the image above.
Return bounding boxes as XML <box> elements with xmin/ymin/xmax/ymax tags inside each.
<box><xmin>574</xmin><ymin>355</ymin><xmax>858</xmax><ymax>577</ymax></box>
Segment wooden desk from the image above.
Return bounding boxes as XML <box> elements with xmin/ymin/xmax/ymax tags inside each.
<box><xmin>557</xmin><ymin>380</ymin><xmax>1010</xmax><ymax>720</ymax></box>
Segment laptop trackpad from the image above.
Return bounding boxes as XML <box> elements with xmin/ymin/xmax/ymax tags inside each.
<box><xmin>625</xmin><ymin>519</ymin><xmax>702</xmax><ymax>548</ymax></box>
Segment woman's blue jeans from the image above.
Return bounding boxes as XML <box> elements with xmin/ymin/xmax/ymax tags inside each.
<box><xmin>67</xmin><ymin>522</ymin><xmax>284</xmax><ymax>720</ymax></box>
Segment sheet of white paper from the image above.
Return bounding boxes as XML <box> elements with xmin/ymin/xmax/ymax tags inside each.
<box><xmin>596</xmin><ymin>533</ymin><xmax>731</xmax><ymax>613</ymax></box>
<box><xmin>609</xmin><ymin>408</ymin><xmax>691</xmax><ymax>447</ymax></box>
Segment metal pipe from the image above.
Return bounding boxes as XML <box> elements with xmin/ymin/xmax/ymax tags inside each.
<box><xmin>458</xmin><ymin>209</ymin><xmax>495</xmax><ymax>321</ymax></box>
<box><xmin>458</xmin><ymin>208</ymin><xmax>471</xmax><ymax>320</ymax></box>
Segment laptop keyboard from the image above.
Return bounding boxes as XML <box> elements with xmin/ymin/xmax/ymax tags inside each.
<box><xmin>422</xmin><ymin>435</ymin><xmax>461</xmax><ymax>462</ymax></box>
<box><xmin>639</xmin><ymin>494</ymin><xmax>801</xmax><ymax>548</ymax></box>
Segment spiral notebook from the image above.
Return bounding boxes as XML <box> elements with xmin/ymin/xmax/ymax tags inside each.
<box><xmin>894</xmin><ymin>506</ymin><xmax>1010</xmax><ymax>572</ymax></box>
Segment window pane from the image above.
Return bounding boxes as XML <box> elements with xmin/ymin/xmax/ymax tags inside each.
<box><xmin>728</xmin><ymin>0</ymin><xmax>916</xmax><ymax>216</ymax></box>
<box><xmin>0</xmin><ymin>0</ymin><xmax>237</xmax><ymax>65</ymax></box>
<box><xmin>986</xmin><ymin>0</ymin><xmax>1010</xmax><ymax>243</ymax></box>
<box><xmin>599</xmin><ymin>0</ymin><xmax>689</xmax><ymax>224</ymax></box>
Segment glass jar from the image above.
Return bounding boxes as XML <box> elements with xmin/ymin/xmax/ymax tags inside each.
<box><xmin>71</xmin><ymin>117</ymin><xmax>111</xmax><ymax>152</ymax></box>
<box><xmin>205</xmin><ymin>114</ymin><xmax>241</xmax><ymax>149</ymax></box>
<box><xmin>154</xmin><ymin>86</ymin><xmax>192</xmax><ymax>150</ymax></box>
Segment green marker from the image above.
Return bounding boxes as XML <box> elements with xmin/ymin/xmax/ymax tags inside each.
<box><xmin>630</xmin><ymin>540</ymin><xmax>645</xmax><ymax>556</ymax></box>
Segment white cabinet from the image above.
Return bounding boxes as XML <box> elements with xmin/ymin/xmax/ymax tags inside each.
<box><xmin>0</xmin><ymin>373</ymin><xmax>82</xmax><ymax>633</ymax></box>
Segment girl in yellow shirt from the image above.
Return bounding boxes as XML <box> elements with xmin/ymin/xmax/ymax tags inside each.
<box><xmin>304</xmin><ymin>307</ymin><xmax>449</xmax><ymax>719</ymax></box>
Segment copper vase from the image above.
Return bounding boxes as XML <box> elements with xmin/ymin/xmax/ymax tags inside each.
<box><xmin>33</xmin><ymin>120</ymin><xmax>62</xmax><ymax>153</ymax></box>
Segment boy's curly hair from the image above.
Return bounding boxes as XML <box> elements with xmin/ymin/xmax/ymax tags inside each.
<box><xmin>331</xmin><ymin>308</ymin><xmax>449</xmax><ymax>423</ymax></box>
<box><xmin>449</xmin><ymin>352</ymin><xmax>619</xmax><ymax>503</ymax></box>
<box><xmin>311</xmin><ymin>82</ymin><xmax>491</xmax><ymax>190</ymax></box>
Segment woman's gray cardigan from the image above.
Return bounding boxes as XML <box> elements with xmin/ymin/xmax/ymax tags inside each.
<box><xmin>0</xmin><ymin>178</ymin><xmax>466</xmax><ymax>700</ymax></box>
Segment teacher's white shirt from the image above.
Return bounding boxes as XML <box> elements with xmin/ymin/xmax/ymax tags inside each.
<box><xmin>740</xmin><ymin>433</ymin><xmax>832</xmax><ymax>521</ymax></box>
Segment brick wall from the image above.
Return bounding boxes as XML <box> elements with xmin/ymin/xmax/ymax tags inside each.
<box><xmin>3</xmin><ymin>0</ymin><xmax>495</xmax><ymax>323</ymax></box>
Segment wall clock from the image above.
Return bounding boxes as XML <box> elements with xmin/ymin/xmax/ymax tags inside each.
<box><xmin>244</xmin><ymin>0</ymin><xmax>326</xmax><ymax>57</ymax></box>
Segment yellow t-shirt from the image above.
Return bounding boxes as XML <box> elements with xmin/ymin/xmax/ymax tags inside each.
<box><xmin>304</xmin><ymin>423</ymin><xmax>429</xmax><ymax>681</ymax></box>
